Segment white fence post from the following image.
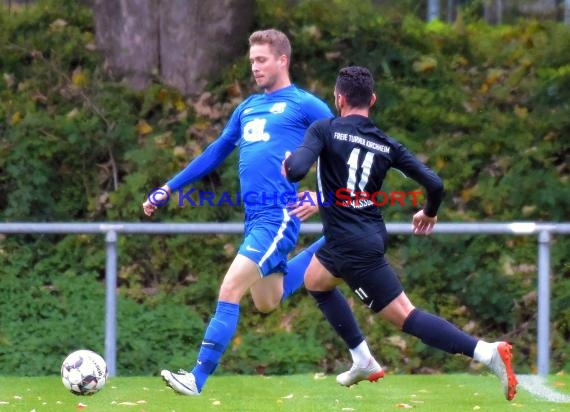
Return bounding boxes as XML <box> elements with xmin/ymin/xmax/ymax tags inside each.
<box><xmin>104</xmin><ymin>230</ymin><xmax>118</xmax><ymax>377</ymax></box>
<box><xmin>537</xmin><ymin>230</ymin><xmax>552</xmax><ymax>376</ymax></box>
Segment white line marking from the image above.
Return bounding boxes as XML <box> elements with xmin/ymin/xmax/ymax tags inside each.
<box><xmin>518</xmin><ymin>374</ymin><xmax>570</xmax><ymax>403</ymax></box>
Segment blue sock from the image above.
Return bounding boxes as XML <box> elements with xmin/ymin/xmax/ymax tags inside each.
<box><xmin>309</xmin><ymin>288</ymin><xmax>364</xmax><ymax>349</ymax></box>
<box><xmin>282</xmin><ymin>236</ymin><xmax>326</xmax><ymax>301</ymax></box>
<box><xmin>191</xmin><ymin>301</ymin><xmax>240</xmax><ymax>392</ymax></box>
<box><xmin>402</xmin><ymin>308</ymin><xmax>478</xmax><ymax>357</ymax></box>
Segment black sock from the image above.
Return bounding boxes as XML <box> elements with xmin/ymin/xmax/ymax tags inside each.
<box><xmin>402</xmin><ymin>308</ymin><xmax>477</xmax><ymax>357</ymax></box>
<box><xmin>309</xmin><ymin>288</ymin><xmax>364</xmax><ymax>349</ymax></box>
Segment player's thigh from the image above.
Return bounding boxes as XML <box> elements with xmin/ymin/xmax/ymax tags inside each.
<box><xmin>240</xmin><ymin>211</ymin><xmax>299</xmax><ymax>311</ymax></box>
<box><xmin>304</xmin><ymin>255</ymin><xmax>343</xmax><ymax>291</ymax></box>
<box><xmin>219</xmin><ymin>254</ymin><xmax>264</xmax><ymax>303</ymax></box>
<box><xmin>249</xmin><ymin>272</ymin><xmax>284</xmax><ymax>313</ymax></box>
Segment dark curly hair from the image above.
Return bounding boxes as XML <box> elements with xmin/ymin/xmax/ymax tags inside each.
<box><xmin>335</xmin><ymin>66</ymin><xmax>374</xmax><ymax>108</ymax></box>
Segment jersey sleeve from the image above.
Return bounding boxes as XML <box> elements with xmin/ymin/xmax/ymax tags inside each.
<box><xmin>392</xmin><ymin>144</ymin><xmax>444</xmax><ymax>217</ymax></box>
<box><xmin>284</xmin><ymin>120</ymin><xmax>327</xmax><ymax>182</ymax></box>
<box><xmin>302</xmin><ymin>93</ymin><xmax>334</xmax><ymax>124</ymax></box>
<box><xmin>166</xmin><ymin>105</ymin><xmax>243</xmax><ymax>191</ymax></box>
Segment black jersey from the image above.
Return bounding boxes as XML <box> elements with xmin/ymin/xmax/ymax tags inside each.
<box><xmin>285</xmin><ymin>114</ymin><xmax>443</xmax><ymax>240</ymax></box>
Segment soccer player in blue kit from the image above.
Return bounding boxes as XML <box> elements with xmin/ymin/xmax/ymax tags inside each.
<box><xmin>283</xmin><ymin>66</ymin><xmax>518</xmax><ymax>401</ymax></box>
<box><xmin>142</xmin><ymin>30</ymin><xmax>378</xmax><ymax>395</ymax></box>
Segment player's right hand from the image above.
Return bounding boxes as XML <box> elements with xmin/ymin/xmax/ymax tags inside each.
<box><xmin>142</xmin><ymin>199</ymin><xmax>157</xmax><ymax>217</ymax></box>
<box><xmin>287</xmin><ymin>191</ymin><xmax>319</xmax><ymax>221</ymax></box>
<box><xmin>143</xmin><ymin>185</ymin><xmax>171</xmax><ymax>217</ymax></box>
<box><xmin>412</xmin><ymin>209</ymin><xmax>437</xmax><ymax>235</ymax></box>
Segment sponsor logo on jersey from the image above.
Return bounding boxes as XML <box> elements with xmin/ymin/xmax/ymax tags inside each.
<box><xmin>243</xmin><ymin>118</ymin><xmax>270</xmax><ymax>142</ymax></box>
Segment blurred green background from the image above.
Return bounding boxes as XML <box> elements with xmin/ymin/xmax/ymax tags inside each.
<box><xmin>0</xmin><ymin>0</ymin><xmax>568</xmax><ymax>376</ymax></box>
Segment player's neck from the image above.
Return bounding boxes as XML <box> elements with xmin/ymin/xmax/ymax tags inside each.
<box><xmin>265</xmin><ymin>77</ymin><xmax>292</xmax><ymax>94</ymax></box>
<box><xmin>341</xmin><ymin>107</ymin><xmax>369</xmax><ymax>117</ymax></box>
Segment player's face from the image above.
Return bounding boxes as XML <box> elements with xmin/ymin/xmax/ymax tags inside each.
<box><xmin>249</xmin><ymin>44</ymin><xmax>287</xmax><ymax>93</ymax></box>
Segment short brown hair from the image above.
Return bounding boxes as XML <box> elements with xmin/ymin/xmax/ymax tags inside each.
<box><xmin>249</xmin><ymin>29</ymin><xmax>291</xmax><ymax>61</ymax></box>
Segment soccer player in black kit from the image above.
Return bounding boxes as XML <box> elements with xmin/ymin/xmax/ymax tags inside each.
<box><xmin>283</xmin><ymin>66</ymin><xmax>517</xmax><ymax>401</ymax></box>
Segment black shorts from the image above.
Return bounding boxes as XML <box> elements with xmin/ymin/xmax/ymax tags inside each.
<box><xmin>316</xmin><ymin>230</ymin><xmax>403</xmax><ymax>313</ymax></box>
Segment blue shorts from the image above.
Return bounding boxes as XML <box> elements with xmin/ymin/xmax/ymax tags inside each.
<box><xmin>238</xmin><ymin>208</ymin><xmax>300</xmax><ymax>277</ymax></box>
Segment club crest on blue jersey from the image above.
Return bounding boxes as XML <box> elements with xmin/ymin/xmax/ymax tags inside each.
<box><xmin>269</xmin><ymin>102</ymin><xmax>287</xmax><ymax>114</ymax></box>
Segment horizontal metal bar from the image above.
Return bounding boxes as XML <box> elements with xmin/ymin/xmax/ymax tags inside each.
<box><xmin>1</xmin><ymin>222</ymin><xmax>569</xmax><ymax>235</ymax></box>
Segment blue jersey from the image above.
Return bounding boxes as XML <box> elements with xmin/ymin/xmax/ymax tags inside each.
<box><xmin>167</xmin><ymin>84</ymin><xmax>333</xmax><ymax>212</ymax></box>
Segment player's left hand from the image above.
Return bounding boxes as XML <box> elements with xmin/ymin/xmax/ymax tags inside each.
<box><xmin>412</xmin><ymin>209</ymin><xmax>437</xmax><ymax>235</ymax></box>
<box><xmin>287</xmin><ymin>191</ymin><xmax>319</xmax><ymax>221</ymax></box>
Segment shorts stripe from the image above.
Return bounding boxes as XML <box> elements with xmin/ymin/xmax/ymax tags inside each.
<box><xmin>316</xmin><ymin>159</ymin><xmax>324</xmax><ymax>202</ymax></box>
<box><xmin>258</xmin><ymin>208</ymin><xmax>290</xmax><ymax>269</ymax></box>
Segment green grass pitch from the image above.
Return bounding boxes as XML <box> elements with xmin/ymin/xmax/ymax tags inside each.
<box><xmin>0</xmin><ymin>373</ymin><xmax>569</xmax><ymax>412</ymax></box>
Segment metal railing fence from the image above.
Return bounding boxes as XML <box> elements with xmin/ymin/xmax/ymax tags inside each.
<box><xmin>1</xmin><ymin>221</ymin><xmax>569</xmax><ymax>377</ymax></box>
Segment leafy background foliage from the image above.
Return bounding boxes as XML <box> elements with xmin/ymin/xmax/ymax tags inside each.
<box><xmin>0</xmin><ymin>0</ymin><xmax>568</xmax><ymax>376</ymax></box>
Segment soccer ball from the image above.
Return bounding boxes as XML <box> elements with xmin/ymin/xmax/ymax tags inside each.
<box><xmin>61</xmin><ymin>349</ymin><xmax>108</xmax><ymax>395</ymax></box>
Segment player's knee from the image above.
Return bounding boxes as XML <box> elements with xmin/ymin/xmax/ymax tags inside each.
<box><xmin>254</xmin><ymin>298</ymin><xmax>279</xmax><ymax>314</ymax></box>
<box><xmin>303</xmin><ymin>276</ymin><xmax>316</xmax><ymax>291</ymax></box>
<box><xmin>303</xmin><ymin>268</ymin><xmax>320</xmax><ymax>290</ymax></box>
<box><xmin>304</xmin><ymin>271</ymin><xmax>330</xmax><ymax>291</ymax></box>
<box><xmin>219</xmin><ymin>282</ymin><xmax>247</xmax><ymax>303</ymax></box>
<box><xmin>379</xmin><ymin>293</ymin><xmax>415</xmax><ymax>329</ymax></box>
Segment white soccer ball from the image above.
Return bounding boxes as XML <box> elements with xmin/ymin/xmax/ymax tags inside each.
<box><xmin>61</xmin><ymin>349</ymin><xmax>108</xmax><ymax>395</ymax></box>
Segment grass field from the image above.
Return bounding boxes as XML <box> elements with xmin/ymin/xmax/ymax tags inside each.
<box><xmin>0</xmin><ymin>373</ymin><xmax>569</xmax><ymax>412</ymax></box>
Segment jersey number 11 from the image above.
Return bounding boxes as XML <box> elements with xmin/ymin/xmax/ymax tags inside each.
<box><xmin>346</xmin><ymin>148</ymin><xmax>374</xmax><ymax>194</ymax></box>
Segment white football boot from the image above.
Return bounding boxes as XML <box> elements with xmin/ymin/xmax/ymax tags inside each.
<box><xmin>161</xmin><ymin>369</ymin><xmax>200</xmax><ymax>396</ymax></box>
<box><xmin>487</xmin><ymin>342</ymin><xmax>518</xmax><ymax>401</ymax></box>
<box><xmin>336</xmin><ymin>358</ymin><xmax>384</xmax><ymax>387</ymax></box>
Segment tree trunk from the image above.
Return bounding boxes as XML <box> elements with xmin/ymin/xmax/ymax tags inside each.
<box><xmin>159</xmin><ymin>0</ymin><xmax>254</xmax><ymax>96</ymax></box>
<box><xmin>93</xmin><ymin>0</ymin><xmax>158</xmax><ymax>91</ymax></box>
<box><xmin>93</xmin><ymin>0</ymin><xmax>254</xmax><ymax>96</ymax></box>
<box><xmin>427</xmin><ymin>0</ymin><xmax>440</xmax><ymax>21</ymax></box>
<box><xmin>484</xmin><ymin>0</ymin><xmax>503</xmax><ymax>24</ymax></box>
<box><xmin>446</xmin><ymin>0</ymin><xmax>455</xmax><ymax>23</ymax></box>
